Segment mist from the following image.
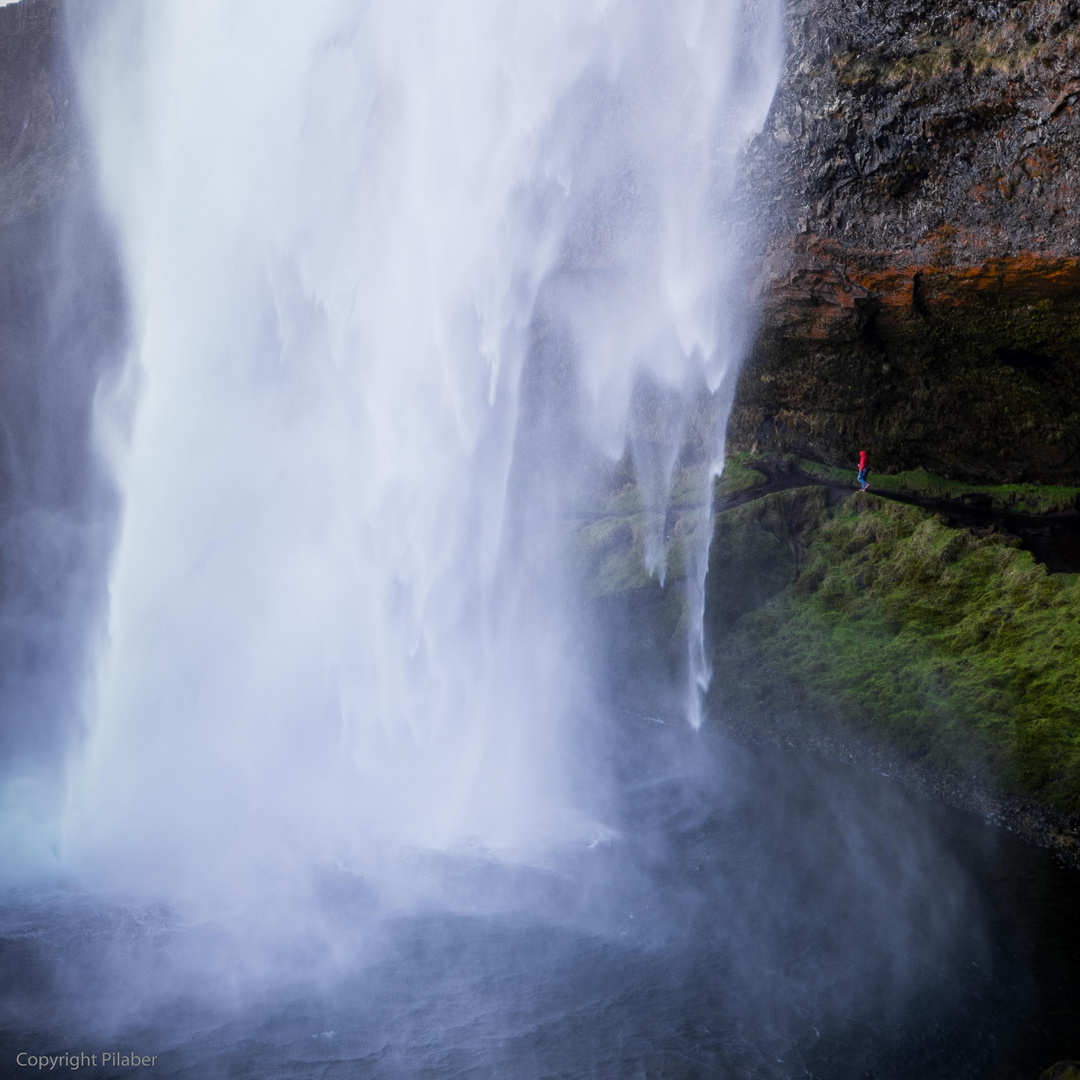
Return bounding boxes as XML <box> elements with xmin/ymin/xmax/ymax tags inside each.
<box><xmin>0</xmin><ymin>2</ymin><xmax>1040</xmax><ymax>1077</ymax></box>
<box><xmin>0</xmin><ymin>0</ymin><xmax>126</xmax><ymax>873</ymax></box>
<box><xmin>59</xmin><ymin>0</ymin><xmax>783</xmax><ymax>898</ymax></box>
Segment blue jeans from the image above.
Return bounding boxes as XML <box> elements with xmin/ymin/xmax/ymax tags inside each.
<box><xmin>857</xmin><ymin>468</ymin><xmax>869</xmax><ymax>490</ymax></box>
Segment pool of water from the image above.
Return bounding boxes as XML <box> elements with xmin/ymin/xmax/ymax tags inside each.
<box><xmin>2</xmin><ymin>724</ymin><xmax>1078</xmax><ymax>1080</ymax></box>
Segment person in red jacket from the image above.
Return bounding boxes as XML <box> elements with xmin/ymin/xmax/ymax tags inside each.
<box><xmin>857</xmin><ymin>450</ymin><xmax>870</xmax><ymax>491</ymax></box>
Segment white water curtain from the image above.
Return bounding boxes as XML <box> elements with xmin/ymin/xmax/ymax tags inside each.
<box><xmin>64</xmin><ymin>0</ymin><xmax>782</xmax><ymax>895</ymax></box>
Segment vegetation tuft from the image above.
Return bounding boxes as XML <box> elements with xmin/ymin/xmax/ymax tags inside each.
<box><xmin>709</xmin><ymin>491</ymin><xmax>1080</xmax><ymax>812</ymax></box>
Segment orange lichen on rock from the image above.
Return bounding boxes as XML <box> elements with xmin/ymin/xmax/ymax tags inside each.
<box><xmin>758</xmin><ymin>235</ymin><xmax>1080</xmax><ymax>336</ymax></box>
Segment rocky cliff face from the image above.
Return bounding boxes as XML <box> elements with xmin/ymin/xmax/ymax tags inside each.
<box><xmin>0</xmin><ymin>0</ymin><xmax>82</xmax><ymax>225</ymax></box>
<box><xmin>8</xmin><ymin>0</ymin><xmax>1076</xmax><ymax>489</ymax></box>
<box><xmin>0</xmin><ymin>0</ymin><xmax>124</xmax><ymax>771</ymax></box>
<box><xmin>733</xmin><ymin>0</ymin><xmax>1080</xmax><ymax>484</ymax></box>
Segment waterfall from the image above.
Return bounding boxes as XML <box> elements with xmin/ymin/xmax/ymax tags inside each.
<box><xmin>62</xmin><ymin>0</ymin><xmax>782</xmax><ymax>896</ymax></box>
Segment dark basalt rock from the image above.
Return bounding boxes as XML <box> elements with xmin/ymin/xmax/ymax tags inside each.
<box><xmin>0</xmin><ymin>0</ymin><xmax>83</xmax><ymax>226</ymax></box>
<box><xmin>0</xmin><ymin>0</ymin><xmax>125</xmax><ymax>771</ymax></box>
<box><xmin>6</xmin><ymin>0</ymin><xmax>1076</xmax><ymax>489</ymax></box>
<box><xmin>734</xmin><ymin>0</ymin><xmax>1080</xmax><ymax>484</ymax></box>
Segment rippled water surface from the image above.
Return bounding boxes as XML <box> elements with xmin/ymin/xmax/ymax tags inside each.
<box><xmin>3</xmin><ymin>726</ymin><xmax>1079</xmax><ymax>1080</ymax></box>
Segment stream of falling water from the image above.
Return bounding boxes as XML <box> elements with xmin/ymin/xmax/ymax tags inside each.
<box><xmin>62</xmin><ymin>0</ymin><xmax>782</xmax><ymax>896</ymax></box>
<box><xmin>7</xmin><ymin>13</ymin><xmax>1080</xmax><ymax>1080</ymax></box>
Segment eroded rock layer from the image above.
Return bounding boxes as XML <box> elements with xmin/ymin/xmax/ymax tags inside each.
<box><xmin>734</xmin><ymin>0</ymin><xmax>1080</xmax><ymax>483</ymax></box>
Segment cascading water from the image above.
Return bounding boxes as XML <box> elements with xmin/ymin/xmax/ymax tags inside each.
<box><xmin>62</xmin><ymin>0</ymin><xmax>784</xmax><ymax>895</ymax></box>
<box><xmin>8</xmin><ymin>9</ymin><xmax>1080</xmax><ymax>1076</ymax></box>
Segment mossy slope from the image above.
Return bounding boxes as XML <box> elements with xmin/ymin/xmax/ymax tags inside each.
<box><xmin>708</xmin><ymin>490</ymin><xmax>1080</xmax><ymax>812</ymax></box>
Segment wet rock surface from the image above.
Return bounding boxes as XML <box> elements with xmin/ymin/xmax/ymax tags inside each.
<box><xmin>734</xmin><ymin>0</ymin><xmax>1080</xmax><ymax>484</ymax></box>
<box><xmin>0</xmin><ymin>0</ymin><xmax>82</xmax><ymax>226</ymax></box>
<box><xmin>0</xmin><ymin>0</ymin><xmax>125</xmax><ymax>769</ymax></box>
<box><xmin>715</xmin><ymin>700</ymin><xmax>1080</xmax><ymax>870</ymax></box>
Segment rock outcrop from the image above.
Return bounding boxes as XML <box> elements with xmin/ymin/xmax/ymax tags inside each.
<box><xmin>0</xmin><ymin>0</ymin><xmax>82</xmax><ymax>226</ymax></box>
<box><xmin>0</xmin><ymin>0</ymin><xmax>124</xmax><ymax>769</ymax></box>
<box><xmin>733</xmin><ymin>0</ymin><xmax>1080</xmax><ymax>484</ymax></box>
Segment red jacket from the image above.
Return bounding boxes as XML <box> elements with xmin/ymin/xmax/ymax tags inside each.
<box><xmin>859</xmin><ymin>451</ymin><xmax>868</xmax><ymax>471</ymax></box>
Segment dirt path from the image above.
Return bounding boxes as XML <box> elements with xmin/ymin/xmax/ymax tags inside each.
<box><xmin>723</xmin><ymin>458</ymin><xmax>1080</xmax><ymax>574</ymax></box>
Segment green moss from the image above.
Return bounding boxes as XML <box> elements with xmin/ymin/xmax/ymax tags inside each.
<box><xmin>707</xmin><ymin>486</ymin><xmax>830</xmax><ymax>628</ymax></box>
<box><xmin>709</xmin><ymin>493</ymin><xmax>1080</xmax><ymax>811</ymax></box>
<box><xmin>784</xmin><ymin>456</ymin><xmax>857</xmax><ymax>486</ymax></box>
<box><xmin>861</xmin><ymin>468</ymin><xmax>1080</xmax><ymax>513</ymax></box>
<box><xmin>833</xmin><ymin>31</ymin><xmax>1043</xmax><ymax>90</ymax></box>
<box><xmin>580</xmin><ymin>466</ymin><xmax>1080</xmax><ymax>813</ymax></box>
<box><xmin>576</xmin><ymin>511</ymin><xmax>658</xmax><ymax>596</ymax></box>
<box><xmin>1040</xmin><ymin>1063</ymin><xmax>1080</xmax><ymax>1080</ymax></box>
<box><xmin>579</xmin><ymin>461</ymin><xmax>766</xmax><ymax>601</ymax></box>
<box><xmin>605</xmin><ymin>486</ymin><xmax>646</xmax><ymax>514</ymax></box>
<box><xmin>715</xmin><ymin>452</ymin><xmax>772</xmax><ymax>500</ymax></box>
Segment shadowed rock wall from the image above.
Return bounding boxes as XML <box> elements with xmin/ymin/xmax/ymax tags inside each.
<box><xmin>733</xmin><ymin>0</ymin><xmax>1080</xmax><ymax>484</ymax></box>
<box><xmin>0</xmin><ymin>0</ymin><xmax>124</xmax><ymax>773</ymax></box>
<box><xmin>0</xmin><ymin>0</ymin><xmax>82</xmax><ymax>226</ymax></box>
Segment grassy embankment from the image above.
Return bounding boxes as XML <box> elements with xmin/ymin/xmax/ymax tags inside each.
<box><xmin>578</xmin><ymin>455</ymin><xmax>1080</xmax><ymax>813</ymax></box>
